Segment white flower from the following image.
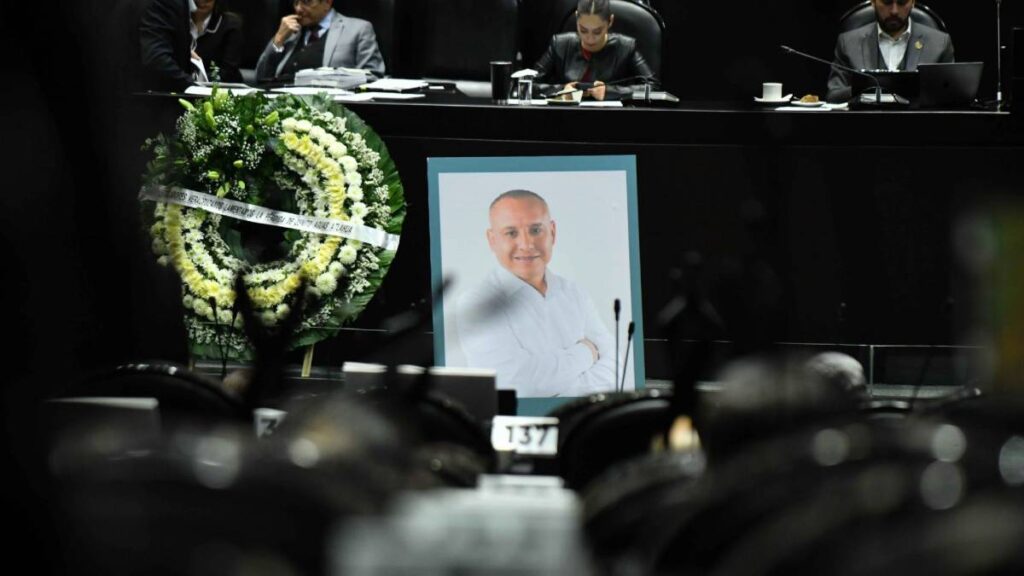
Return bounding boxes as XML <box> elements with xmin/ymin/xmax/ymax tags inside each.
<box><xmin>194</xmin><ymin>301</ymin><xmax>212</xmax><ymax>319</ymax></box>
<box><xmin>329</xmin><ymin>143</ymin><xmax>348</xmax><ymax>159</ymax></box>
<box><xmin>217</xmin><ymin>309</ymin><xmax>234</xmax><ymax>324</ymax></box>
<box><xmin>152</xmin><ymin>238</ymin><xmax>167</xmax><ymax>255</ymax></box>
<box><xmin>345</xmin><ymin>171</ymin><xmax>362</xmax><ymax>186</ymax></box>
<box><xmin>339</xmin><ymin>156</ymin><xmax>358</xmax><ymax>173</ymax></box>
<box><xmin>261</xmin><ymin>311</ymin><xmax>277</xmax><ymax>326</ymax></box>
<box><xmin>282</xmin><ymin>118</ymin><xmax>298</xmax><ymax>131</ymax></box>
<box><xmin>295</xmin><ymin>119</ymin><xmax>312</xmax><ymax>133</ymax></box>
<box><xmin>316</xmin><ymin>272</ymin><xmax>338</xmax><ymax>293</ymax></box>
<box><xmin>350</xmin><ymin>202</ymin><xmax>368</xmax><ymax>218</ymax></box>
<box><xmin>157</xmin><ymin>255</ymin><xmax>170</xmax><ymax>267</ymax></box>
<box><xmin>350</xmin><ymin>215</ymin><xmax>364</xmax><ymax>225</ymax></box>
<box><xmin>339</xmin><ymin>245</ymin><xmax>358</xmax><ymax>265</ymax></box>
<box><xmin>182</xmin><ymin>294</ymin><xmax>195</xmax><ymax>309</ymax></box>
<box><xmin>310</xmin><ymin>126</ymin><xmax>327</xmax><ymax>141</ymax></box>
<box><xmin>334</xmin><ymin>118</ymin><xmax>347</xmax><ymax>133</ymax></box>
<box><xmin>276</xmin><ymin>303</ymin><xmax>291</xmax><ymax>320</ymax></box>
<box><xmin>346</xmin><ymin>186</ymin><xmax>363</xmax><ymax>201</ymax></box>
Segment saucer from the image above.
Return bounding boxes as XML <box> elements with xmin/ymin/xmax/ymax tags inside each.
<box><xmin>790</xmin><ymin>100</ymin><xmax>825</xmax><ymax>107</ymax></box>
<box><xmin>754</xmin><ymin>94</ymin><xmax>792</xmax><ymax>104</ymax></box>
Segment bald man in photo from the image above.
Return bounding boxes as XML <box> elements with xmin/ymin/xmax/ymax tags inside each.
<box><xmin>457</xmin><ymin>190</ymin><xmax>617</xmax><ymax>397</ymax></box>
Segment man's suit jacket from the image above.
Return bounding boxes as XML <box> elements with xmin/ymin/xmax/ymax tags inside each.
<box><xmin>255</xmin><ymin>10</ymin><xmax>385</xmax><ymax>82</ymax></box>
<box><xmin>826</xmin><ymin>22</ymin><xmax>954</xmax><ymax>103</ymax></box>
<box><xmin>139</xmin><ymin>0</ymin><xmax>193</xmax><ymax>92</ymax></box>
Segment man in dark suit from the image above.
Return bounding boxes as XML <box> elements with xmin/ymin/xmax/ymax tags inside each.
<box><xmin>139</xmin><ymin>0</ymin><xmax>194</xmax><ymax>92</ymax></box>
<box><xmin>255</xmin><ymin>0</ymin><xmax>384</xmax><ymax>83</ymax></box>
<box><xmin>826</xmin><ymin>0</ymin><xmax>954</xmax><ymax>103</ymax></box>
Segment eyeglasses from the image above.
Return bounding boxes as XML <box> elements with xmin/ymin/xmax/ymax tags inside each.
<box><xmin>293</xmin><ymin>0</ymin><xmax>322</xmax><ymax>6</ymax></box>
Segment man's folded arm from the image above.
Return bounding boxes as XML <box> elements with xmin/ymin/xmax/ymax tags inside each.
<box><xmin>460</xmin><ymin>311</ymin><xmax>595</xmax><ymax>397</ymax></box>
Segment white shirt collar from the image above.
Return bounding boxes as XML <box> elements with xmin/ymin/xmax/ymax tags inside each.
<box><xmin>317</xmin><ymin>8</ymin><xmax>335</xmax><ymax>34</ymax></box>
<box><xmin>877</xmin><ymin>18</ymin><xmax>912</xmax><ymax>43</ymax></box>
<box><xmin>493</xmin><ymin>265</ymin><xmax>558</xmax><ymax>298</ymax></box>
<box><xmin>190</xmin><ymin>13</ymin><xmax>212</xmax><ymax>40</ymax></box>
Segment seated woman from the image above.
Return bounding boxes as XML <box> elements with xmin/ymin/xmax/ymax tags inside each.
<box><xmin>533</xmin><ymin>0</ymin><xmax>656</xmax><ymax>101</ymax></box>
<box><xmin>193</xmin><ymin>0</ymin><xmax>244</xmax><ymax>84</ymax></box>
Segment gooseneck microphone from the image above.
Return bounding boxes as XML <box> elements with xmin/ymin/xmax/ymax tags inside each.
<box><xmin>614</xmin><ymin>299</ymin><xmax>621</xmax><ymax>392</ymax></box>
<box><xmin>780</xmin><ymin>44</ymin><xmax>884</xmax><ymax>103</ymax></box>
<box><xmin>619</xmin><ymin>321</ymin><xmax>635</xmax><ymax>393</ymax></box>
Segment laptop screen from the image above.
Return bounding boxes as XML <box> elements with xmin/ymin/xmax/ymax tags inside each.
<box><xmin>917</xmin><ymin>62</ymin><xmax>984</xmax><ymax>108</ymax></box>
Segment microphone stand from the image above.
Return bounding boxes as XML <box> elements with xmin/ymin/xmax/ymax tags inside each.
<box><xmin>614</xmin><ymin>299</ymin><xmax>621</xmax><ymax>393</ymax></box>
<box><xmin>620</xmin><ymin>321</ymin><xmax>635</xmax><ymax>393</ymax></box>
<box><xmin>996</xmin><ymin>0</ymin><xmax>1004</xmax><ymax>110</ymax></box>
<box><xmin>780</xmin><ymin>44</ymin><xmax>886</xmax><ymax>104</ymax></box>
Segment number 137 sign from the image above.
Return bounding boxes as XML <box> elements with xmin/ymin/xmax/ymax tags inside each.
<box><xmin>491</xmin><ymin>416</ymin><xmax>559</xmax><ymax>456</ymax></box>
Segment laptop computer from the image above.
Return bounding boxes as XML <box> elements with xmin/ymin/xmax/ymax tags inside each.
<box><xmin>917</xmin><ymin>62</ymin><xmax>984</xmax><ymax>108</ymax></box>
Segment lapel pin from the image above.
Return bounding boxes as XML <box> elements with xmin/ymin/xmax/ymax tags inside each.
<box><xmin>915</xmin><ymin>40</ymin><xmax>924</xmax><ymax>50</ymax></box>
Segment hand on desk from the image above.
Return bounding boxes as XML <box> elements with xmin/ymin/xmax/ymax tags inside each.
<box><xmin>564</xmin><ymin>81</ymin><xmax>606</xmax><ymax>101</ymax></box>
<box><xmin>273</xmin><ymin>15</ymin><xmax>301</xmax><ymax>48</ymax></box>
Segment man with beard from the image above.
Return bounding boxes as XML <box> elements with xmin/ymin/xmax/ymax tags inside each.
<box><xmin>826</xmin><ymin>0</ymin><xmax>954</xmax><ymax>102</ymax></box>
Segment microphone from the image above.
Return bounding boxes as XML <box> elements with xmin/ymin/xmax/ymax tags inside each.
<box><xmin>619</xmin><ymin>321</ymin><xmax>635</xmax><ymax>393</ymax></box>
<box><xmin>780</xmin><ymin>44</ymin><xmax>884</xmax><ymax>104</ymax></box>
<box><xmin>614</xmin><ymin>298</ymin><xmax>621</xmax><ymax>393</ymax></box>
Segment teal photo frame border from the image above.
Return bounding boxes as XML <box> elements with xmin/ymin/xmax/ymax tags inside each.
<box><xmin>427</xmin><ymin>155</ymin><xmax>644</xmax><ymax>416</ymax></box>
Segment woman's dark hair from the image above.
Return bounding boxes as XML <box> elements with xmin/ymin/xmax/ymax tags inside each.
<box><xmin>577</xmin><ymin>0</ymin><xmax>612</xmax><ymax>21</ymax></box>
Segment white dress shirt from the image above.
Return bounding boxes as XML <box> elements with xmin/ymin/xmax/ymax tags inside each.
<box><xmin>188</xmin><ymin>0</ymin><xmax>209</xmax><ymax>81</ymax></box>
<box><xmin>877</xmin><ymin>19</ymin><xmax>912</xmax><ymax>71</ymax></box>
<box><xmin>457</xmin><ymin>267</ymin><xmax>618</xmax><ymax>398</ymax></box>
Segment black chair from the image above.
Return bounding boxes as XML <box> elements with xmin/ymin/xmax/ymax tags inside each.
<box><xmin>393</xmin><ymin>0</ymin><xmax>518</xmax><ymax>81</ymax></box>
<box><xmin>554</xmin><ymin>389</ymin><xmax>675</xmax><ymax>490</ymax></box>
<box><xmin>559</xmin><ymin>0</ymin><xmax>666</xmax><ymax>77</ymax></box>
<box><xmin>65</xmin><ymin>363</ymin><xmax>248</xmax><ymax>426</ymax></box>
<box><xmin>225</xmin><ymin>0</ymin><xmax>279</xmax><ymax>83</ymax></box>
<box><xmin>839</xmin><ymin>1</ymin><xmax>947</xmax><ymax>34</ymax></box>
<box><xmin>342</xmin><ymin>0</ymin><xmax>397</xmax><ymax>75</ymax></box>
<box><xmin>54</xmin><ymin>397</ymin><xmax>409</xmax><ymax>576</ymax></box>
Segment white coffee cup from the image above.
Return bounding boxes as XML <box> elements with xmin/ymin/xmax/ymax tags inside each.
<box><xmin>762</xmin><ymin>82</ymin><xmax>783</xmax><ymax>100</ymax></box>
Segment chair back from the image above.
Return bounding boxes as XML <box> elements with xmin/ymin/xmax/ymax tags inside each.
<box><xmin>342</xmin><ymin>0</ymin><xmax>397</xmax><ymax>74</ymax></box>
<box><xmin>839</xmin><ymin>1</ymin><xmax>947</xmax><ymax>34</ymax></box>
<box><xmin>224</xmin><ymin>0</ymin><xmax>280</xmax><ymax>69</ymax></box>
<box><xmin>395</xmin><ymin>0</ymin><xmax>519</xmax><ymax>80</ymax></box>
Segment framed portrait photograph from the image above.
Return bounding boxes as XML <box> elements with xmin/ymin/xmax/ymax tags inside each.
<box><xmin>427</xmin><ymin>155</ymin><xmax>644</xmax><ymax>415</ymax></box>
